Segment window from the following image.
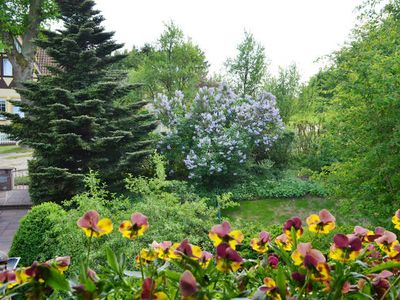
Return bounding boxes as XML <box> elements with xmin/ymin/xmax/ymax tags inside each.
<box><xmin>2</xmin><ymin>58</ymin><xmax>12</xmax><ymax>77</ymax></box>
<box><xmin>12</xmin><ymin>102</ymin><xmax>24</xmax><ymax>117</ymax></box>
<box><xmin>0</xmin><ymin>100</ymin><xmax>6</xmax><ymax>120</ymax></box>
<box><xmin>0</xmin><ymin>100</ymin><xmax>5</xmax><ymax>112</ymax></box>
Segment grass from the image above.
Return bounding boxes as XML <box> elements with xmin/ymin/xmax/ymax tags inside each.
<box><xmin>5</xmin><ymin>153</ymin><xmax>32</xmax><ymax>160</ymax></box>
<box><xmin>0</xmin><ymin>145</ymin><xmax>32</xmax><ymax>154</ymax></box>
<box><xmin>223</xmin><ymin>197</ymin><xmax>346</xmax><ymax>226</ymax></box>
<box><xmin>14</xmin><ymin>175</ymin><xmax>29</xmax><ymax>186</ymax></box>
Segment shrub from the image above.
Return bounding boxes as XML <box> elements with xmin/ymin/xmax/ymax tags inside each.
<box><xmin>262</xmin><ymin>129</ymin><xmax>295</xmax><ymax>170</ymax></box>
<box><xmin>10</xmin><ymin>159</ymin><xmax>219</xmax><ymax>272</ymax></box>
<box><xmin>154</xmin><ymin>83</ymin><xmax>284</xmax><ymax>183</ymax></box>
<box><xmin>9</xmin><ymin>202</ymin><xmax>66</xmax><ymax>265</ymax></box>
<box><xmin>203</xmin><ymin>173</ymin><xmax>326</xmax><ymax>201</ymax></box>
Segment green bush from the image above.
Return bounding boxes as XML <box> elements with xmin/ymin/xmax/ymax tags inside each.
<box><xmin>204</xmin><ymin>174</ymin><xmax>326</xmax><ymax>201</ymax></box>
<box><xmin>10</xmin><ymin>160</ymin><xmax>219</xmax><ymax>272</ymax></box>
<box><xmin>263</xmin><ymin>129</ymin><xmax>295</xmax><ymax>170</ymax></box>
<box><xmin>9</xmin><ymin>202</ymin><xmax>66</xmax><ymax>265</ymax></box>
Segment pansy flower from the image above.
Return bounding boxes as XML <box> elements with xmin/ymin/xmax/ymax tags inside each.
<box><xmin>140</xmin><ymin>278</ymin><xmax>167</xmax><ymax>300</ymax></box>
<box><xmin>370</xmin><ymin>270</ymin><xmax>393</xmax><ymax>299</ymax></box>
<box><xmin>136</xmin><ymin>249</ymin><xmax>158</xmax><ymax>265</ymax></box>
<box><xmin>250</xmin><ymin>231</ymin><xmax>270</xmax><ymax>253</ymax></box>
<box><xmin>77</xmin><ymin>210</ymin><xmax>113</xmax><ymax>238</ymax></box>
<box><xmin>291</xmin><ymin>243</ymin><xmax>330</xmax><ymax>281</ymax></box>
<box><xmin>46</xmin><ymin>256</ymin><xmax>71</xmax><ymax>273</ymax></box>
<box><xmin>353</xmin><ymin>226</ymin><xmax>375</xmax><ymax>244</ymax></box>
<box><xmin>72</xmin><ymin>268</ymin><xmax>99</xmax><ymax>299</ymax></box>
<box><xmin>292</xmin><ymin>272</ymin><xmax>306</xmax><ymax>284</ymax></box>
<box><xmin>259</xmin><ymin>277</ymin><xmax>282</xmax><ymax>300</ymax></box>
<box><xmin>268</xmin><ymin>253</ymin><xmax>279</xmax><ymax>268</ymax></box>
<box><xmin>198</xmin><ymin>251</ymin><xmax>213</xmax><ymax>269</ymax></box>
<box><xmin>366</xmin><ymin>227</ymin><xmax>386</xmax><ymax>242</ymax></box>
<box><xmin>172</xmin><ymin>239</ymin><xmax>202</xmax><ymax>260</ymax></box>
<box><xmin>329</xmin><ymin>234</ymin><xmax>362</xmax><ymax>262</ymax></box>
<box><xmin>0</xmin><ymin>270</ymin><xmax>17</xmax><ymax>289</ymax></box>
<box><xmin>14</xmin><ymin>268</ymin><xmax>30</xmax><ymax>285</ymax></box>
<box><xmin>208</xmin><ymin>221</ymin><xmax>244</xmax><ymax>249</ymax></box>
<box><xmin>216</xmin><ymin>243</ymin><xmax>243</xmax><ymax>272</ymax></box>
<box><xmin>392</xmin><ymin>209</ymin><xmax>400</xmax><ymax>230</ymax></box>
<box><xmin>179</xmin><ymin>270</ymin><xmax>206</xmax><ymax>300</ymax></box>
<box><xmin>152</xmin><ymin>241</ymin><xmax>177</xmax><ymax>261</ymax></box>
<box><xmin>283</xmin><ymin>217</ymin><xmax>303</xmax><ymax>239</ymax></box>
<box><xmin>275</xmin><ymin>233</ymin><xmax>293</xmax><ymax>251</ymax></box>
<box><xmin>374</xmin><ymin>230</ymin><xmax>400</xmax><ymax>257</ymax></box>
<box><xmin>306</xmin><ymin>209</ymin><xmax>336</xmax><ymax>234</ymax></box>
<box><xmin>119</xmin><ymin>213</ymin><xmax>149</xmax><ymax>239</ymax></box>
<box><xmin>292</xmin><ymin>243</ymin><xmax>326</xmax><ymax>267</ymax></box>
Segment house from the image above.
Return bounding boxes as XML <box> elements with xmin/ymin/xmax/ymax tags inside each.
<box><xmin>0</xmin><ymin>48</ymin><xmax>52</xmax><ymax>127</ymax></box>
<box><xmin>0</xmin><ymin>48</ymin><xmax>52</xmax><ymax>144</ymax></box>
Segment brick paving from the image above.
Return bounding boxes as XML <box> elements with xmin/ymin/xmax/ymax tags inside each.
<box><xmin>0</xmin><ymin>209</ymin><xmax>29</xmax><ymax>253</ymax></box>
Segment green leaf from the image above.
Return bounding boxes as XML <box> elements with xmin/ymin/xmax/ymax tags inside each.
<box><xmin>365</xmin><ymin>261</ymin><xmax>400</xmax><ymax>274</ymax></box>
<box><xmin>164</xmin><ymin>269</ymin><xmax>181</xmax><ymax>281</ymax></box>
<box><xmin>276</xmin><ymin>266</ymin><xmax>287</xmax><ymax>300</ymax></box>
<box><xmin>106</xmin><ymin>247</ymin><xmax>120</xmax><ymax>273</ymax></box>
<box><xmin>44</xmin><ymin>267</ymin><xmax>70</xmax><ymax>291</ymax></box>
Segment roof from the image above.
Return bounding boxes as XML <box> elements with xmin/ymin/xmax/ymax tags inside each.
<box><xmin>34</xmin><ymin>48</ymin><xmax>55</xmax><ymax>76</ymax></box>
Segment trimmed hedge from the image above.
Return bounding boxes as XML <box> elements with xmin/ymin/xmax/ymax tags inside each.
<box><xmin>9</xmin><ymin>202</ymin><xmax>66</xmax><ymax>266</ymax></box>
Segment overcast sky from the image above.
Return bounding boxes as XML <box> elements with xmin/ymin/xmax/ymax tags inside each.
<box><xmin>94</xmin><ymin>0</ymin><xmax>362</xmax><ymax>81</ymax></box>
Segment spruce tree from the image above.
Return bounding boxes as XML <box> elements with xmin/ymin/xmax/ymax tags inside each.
<box><xmin>1</xmin><ymin>0</ymin><xmax>157</xmax><ymax>204</ymax></box>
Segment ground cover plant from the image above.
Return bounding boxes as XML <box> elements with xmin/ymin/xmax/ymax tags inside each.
<box><xmin>3</xmin><ymin>207</ymin><xmax>400</xmax><ymax>299</ymax></box>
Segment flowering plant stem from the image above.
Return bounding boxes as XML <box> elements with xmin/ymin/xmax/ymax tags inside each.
<box><xmin>86</xmin><ymin>232</ymin><xmax>93</xmax><ymax>267</ymax></box>
<box><xmin>298</xmin><ymin>272</ymin><xmax>310</xmax><ymax>300</ymax></box>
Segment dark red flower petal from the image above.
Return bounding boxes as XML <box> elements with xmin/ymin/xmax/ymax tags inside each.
<box><xmin>141</xmin><ymin>278</ymin><xmax>156</xmax><ymax>299</ymax></box>
<box><xmin>225</xmin><ymin>247</ymin><xmax>243</xmax><ymax>263</ymax></box>
<box><xmin>212</xmin><ymin>221</ymin><xmax>231</xmax><ymax>237</ymax></box>
<box><xmin>304</xmin><ymin>254</ymin><xmax>318</xmax><ymax>268</ymax></box>
<box><xmin>77</xmin><ymin>210</ymin><xmax>99</xmax><ymax>229</ymax></box>
<box><xmin>131</xmin><ymin>213</ymin><xmax>148</xmax><ymax>227</ymax></box>
<box><xmin>179</xmin><ymin>270</ymin><xmax>198</xmax><ymax>297</ymax></box>
<box><xmin>333</xmin><ymin>234</ymin><xmax>349</xmax><ymax>248</ymax></box>
<box><xmin>216</xmin><ymin>243</ymin><xmax>230</xmax><ymax>258</ymax></box>
<box><xmin>349</xmin><ymin>237</ymin><xmax>362</xmax><ymax>251</ymax></box>
<box><xmin>292</xmin><ymin>272</ymin><xmax>306</xmax><ymax>282</ymax></box>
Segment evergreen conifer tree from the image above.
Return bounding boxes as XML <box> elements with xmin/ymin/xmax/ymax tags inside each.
<box><xmin>1</xmin><ymin>0</ymin><xmax>157</xmax><ymax>203</ymax></box>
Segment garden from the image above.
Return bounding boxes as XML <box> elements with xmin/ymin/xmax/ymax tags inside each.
<box><xmin>1</xmin><ymin>0</ymin><xmax>400</xmax><ymax>299</ymax></box>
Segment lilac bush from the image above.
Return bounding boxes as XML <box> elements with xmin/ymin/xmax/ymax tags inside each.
<box><xmin>154</xmin><ymin>83</ymin><xmax>284</xmax><ymax>180</ymax></box>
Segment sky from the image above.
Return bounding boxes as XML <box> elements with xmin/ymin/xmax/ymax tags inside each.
<box><xmin>94</xmin><ymin>0</ymin><xmax>362</xmax><ymax>81</ymax></box>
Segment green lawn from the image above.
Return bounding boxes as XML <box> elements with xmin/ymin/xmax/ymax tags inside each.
<box><xmin>224</xmin><ymin>197</ymin><xmax>343</xmax><ymax>226</ymax></box>
<box><xmin>5</xmin><ymin>153</ymin><xmax>33</xmax><ymax>160</ymax></box>
<box><xmin>0</xmin><ymin>145</ymin><xmax>32</xmax><ymax>154</ymax></box>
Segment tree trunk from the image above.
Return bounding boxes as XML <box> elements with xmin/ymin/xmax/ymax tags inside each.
<box><xmin>2</xmin><ymin>0</ymin><xmax>43</xmax><ymax>104</ymax></box>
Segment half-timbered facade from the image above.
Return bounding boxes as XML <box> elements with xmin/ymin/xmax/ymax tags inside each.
<box><xmin>0</xmin><ymin>48</ymin><xmax>52</xmax><ymax>126</ymax></box>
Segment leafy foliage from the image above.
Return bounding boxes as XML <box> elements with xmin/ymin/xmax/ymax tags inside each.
<box><xmin>308</xmin><ymin>2</ymin><xmax>400</xmax><ymax>222</ymax></box>
<box><xmin>9</xmin><ymin>164</ymin><xmax>219</xmax><ymax>272</ymax></box>
<box><xmin>225</xmin><ymin>31</ymin><xmax>268</xmax><ymax>97</ymax></box>
<box><xmin>120</xmin><ymin>22</ymin><xmax>208</xmax><ymax>103</ymax></box>
<box><xmin>9</xmin><ymin>202</ymin><xmax>66</xmax><ymax>266</ymax></box>
<box><xmin>155</xmin><ymin>83</ymin><xmax>284</xmax><ymax>182</ymax></box>
<box><xmin>1</xmin><ymin>0</ymin><xmax>157</xmax><ymax>203</ymax></box>
<box><xmin>204</xmin><ymin>173</ymin><xmax>326</xmax><ymax>201</ymax></box>
<box><xmin>264</xmin><ymin>63</ymin><xmax>301</xmax><ymax>123</ymax></box>
<box><xmin>5</xmin><ymin>205</ymin><xmax>400</xmax><ymax>299</ymax></box>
